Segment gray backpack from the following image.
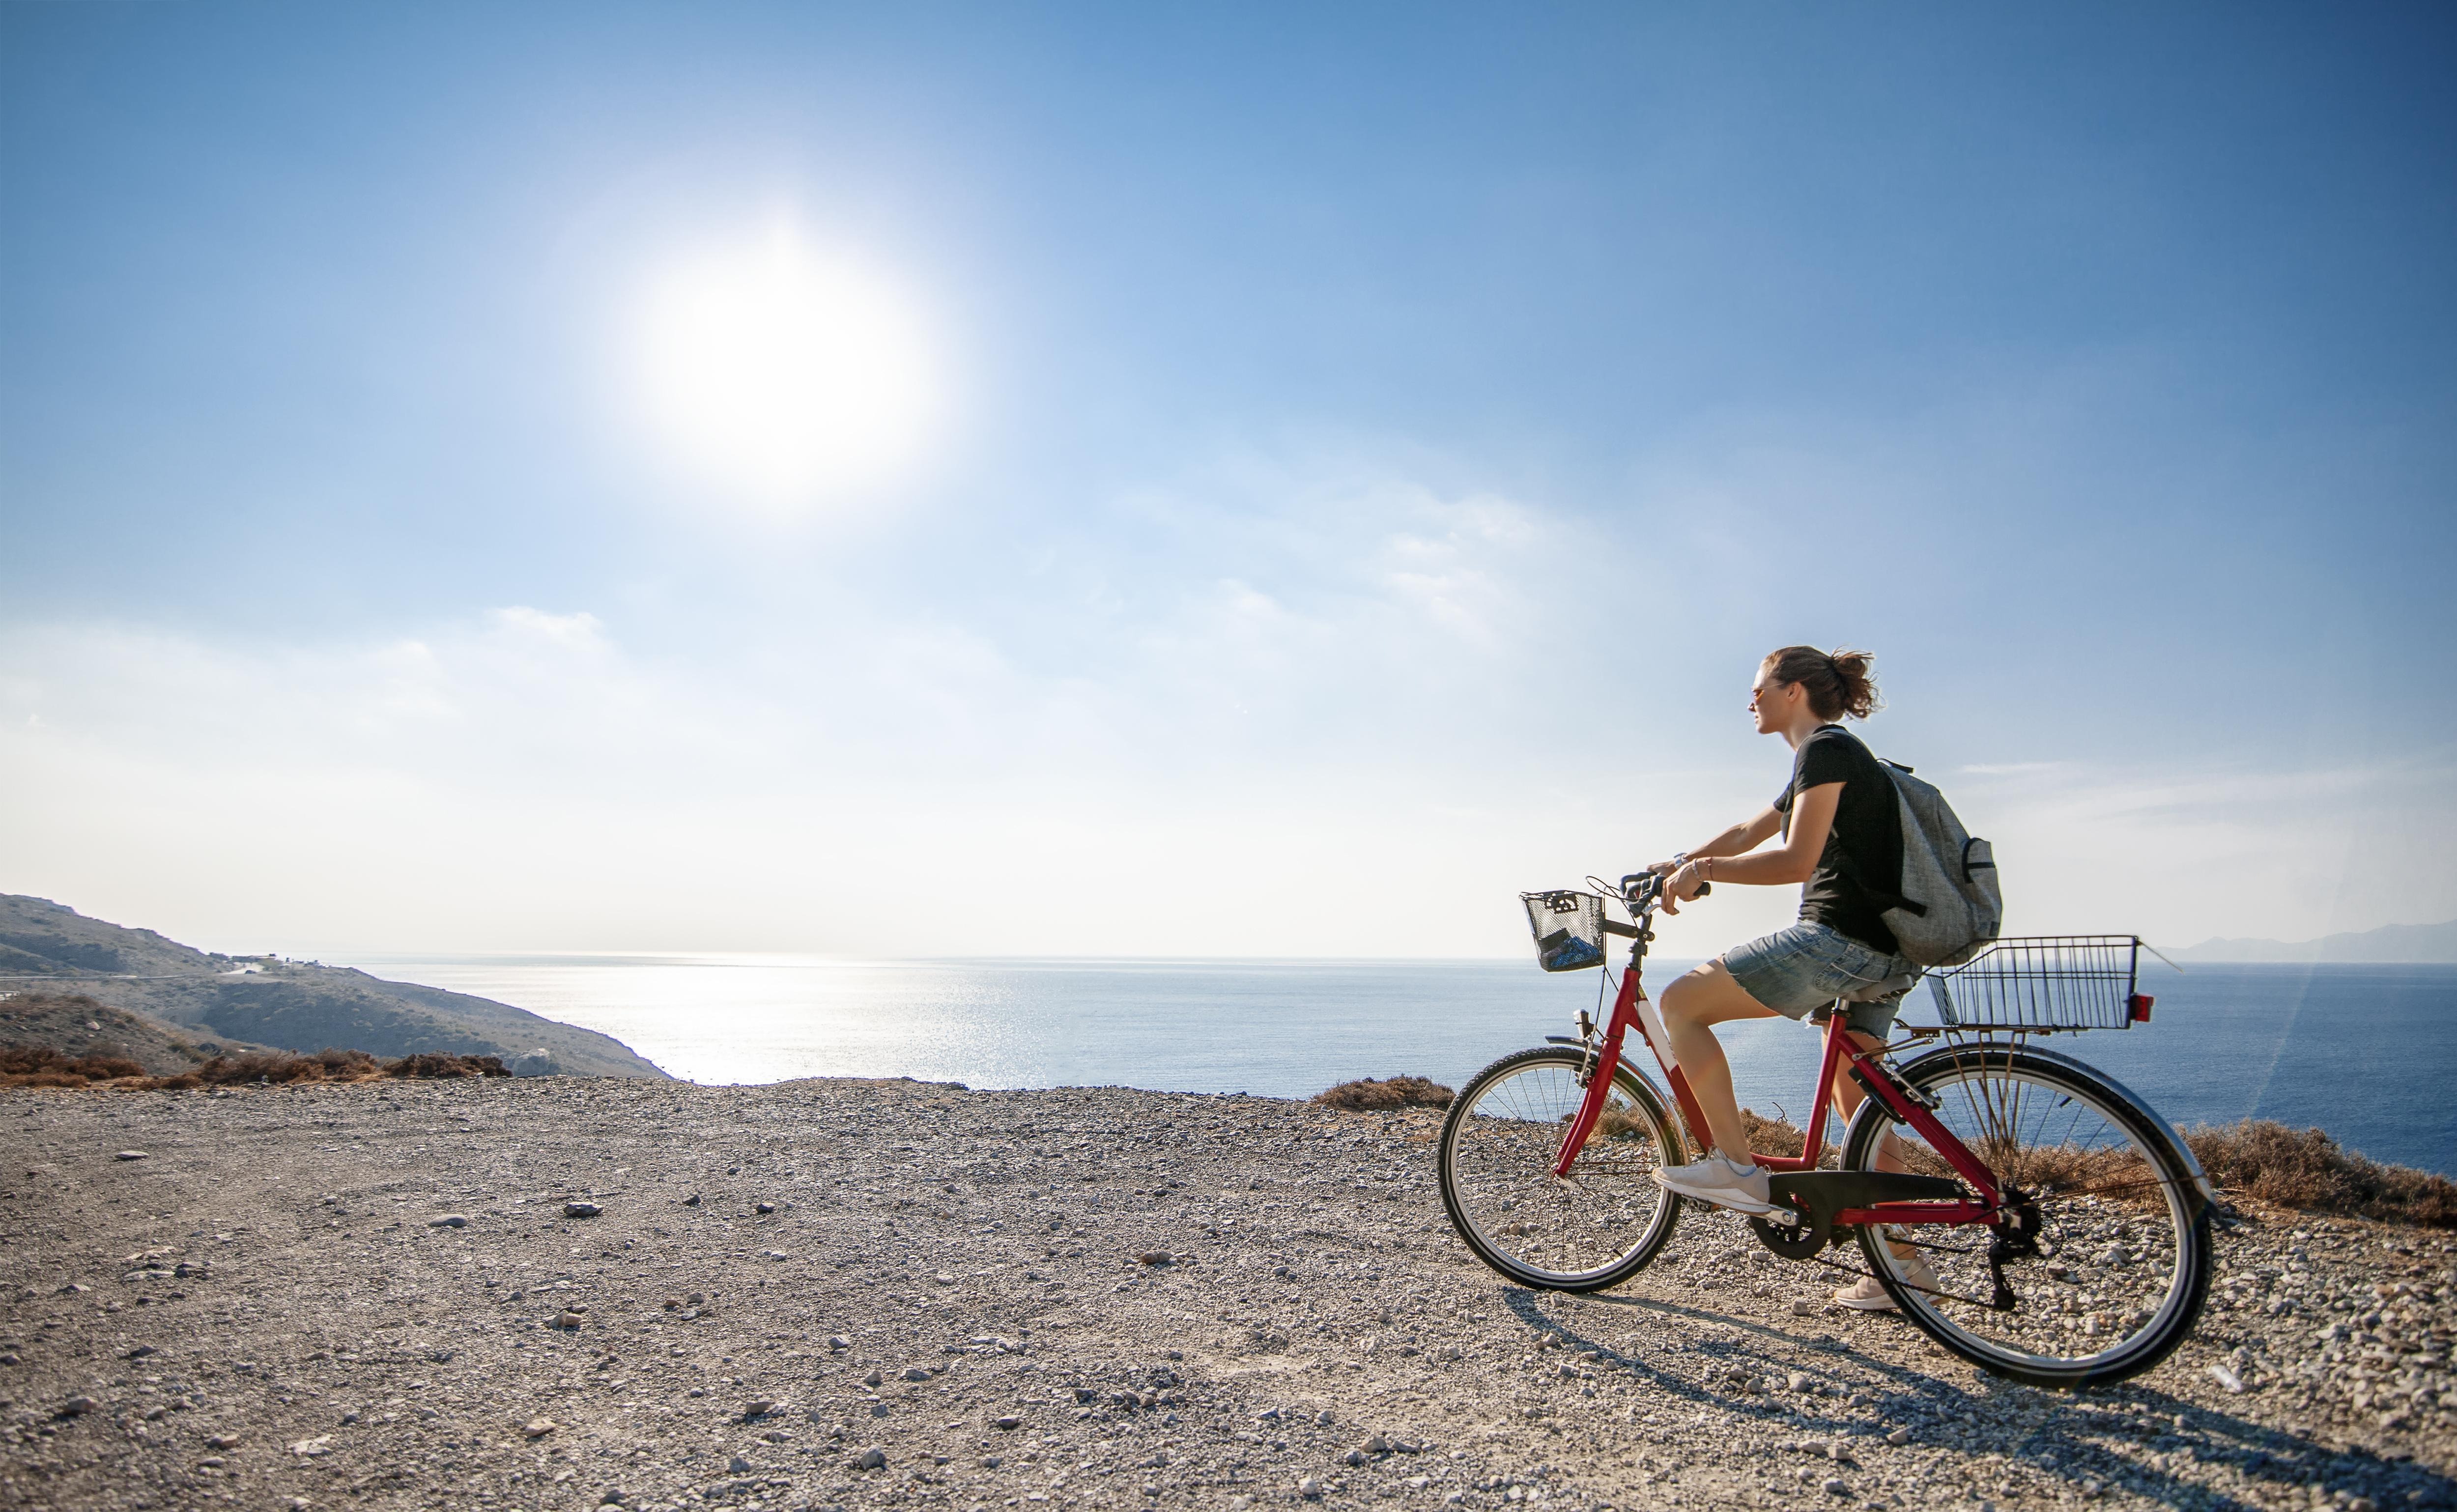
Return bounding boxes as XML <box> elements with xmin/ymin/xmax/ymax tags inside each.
<box><xmin>1867</xmin><ymin>758</ymin><xmax>2002</xmax><ymax>968</ymax></box>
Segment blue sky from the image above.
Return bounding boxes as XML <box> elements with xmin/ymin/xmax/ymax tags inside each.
<box><xmin>3</xmin><ymin>3</ymin><xmax>2452</xmax><ymax>956</ymax></box>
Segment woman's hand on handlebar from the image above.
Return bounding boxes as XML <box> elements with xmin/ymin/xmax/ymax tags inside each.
<box><xmin>1658</xmin><ymin>856</ymin><xmax>1712</xmax><ymax>914</ymax></box>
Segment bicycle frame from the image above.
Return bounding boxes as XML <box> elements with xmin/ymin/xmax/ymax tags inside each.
<box><xmin>1552</xmin><ymin>911</ymin><xmax>2003</xmax><ymax>1230</ymax></box>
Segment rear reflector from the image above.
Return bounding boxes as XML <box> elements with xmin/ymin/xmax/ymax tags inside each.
<box><xmin>2128</xmin><ymin>994</ymin><xmax>2155</xmax><ymax>1023</ymax></box>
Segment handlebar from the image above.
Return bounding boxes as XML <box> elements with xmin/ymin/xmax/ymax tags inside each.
<box><xmin>1619</xmin><ymin>871</ymin><xmax>1709</xmax><ymax>913</ymax></box>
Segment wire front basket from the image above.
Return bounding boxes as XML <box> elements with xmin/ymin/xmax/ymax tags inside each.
<box><xmin>1521</xmin><ymin>890</ymin><xmax>1608</xmax><ymax>972</ymax></box>
<box><xmin>1925</xmin><ymin>936</ymin><xmax>2150</xmax><ymax>1033</ymax></box>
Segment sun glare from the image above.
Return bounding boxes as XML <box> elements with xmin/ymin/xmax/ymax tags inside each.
<box><xmin>633</xmin><ymin>226</ymin><xmax>939</xmax><ymax>510</ymax></box>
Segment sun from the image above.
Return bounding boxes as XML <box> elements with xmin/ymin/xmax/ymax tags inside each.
<box><xmin>632</xmin><ymin>225</ymin><xmax>939</xmax><ymax>510</ymax></box>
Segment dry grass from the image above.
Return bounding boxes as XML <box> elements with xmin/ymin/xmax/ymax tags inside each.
<box><xmin>1314</xmin><ymin>1075</ymin><xmax>1455</xmax><ymax>1112</ymax></box>
<box><xmin>2186</xmin><ymin>1119</ymin><xmax>2457</xmax><ymax>1228</ymax></box>
<box><xmin>1</xmin><ymin>1046</ymin><xmax>512</xmax><ymax>1090</ymax></box>
<box><xmin>0</xmin><ymin>1045</ymin><xmax>150</xmax><ymax>1085</ymax></box>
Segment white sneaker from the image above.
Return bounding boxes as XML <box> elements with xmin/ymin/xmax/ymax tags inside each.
<box><xmin>1832</xmin><ymin>1235</ymin><xmax>1943</xmax><ymax>1311</ymax></box>
<box><xmin>1651</xmin><ymin>1151</ymin><xmax>1777</xmax><ymax>1215</ymax></box>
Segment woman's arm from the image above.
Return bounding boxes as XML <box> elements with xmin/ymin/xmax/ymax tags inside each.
<box><xmin>1660</xmin><ymin>783</ymin><xmax>1840</xmax><ymax>911</ymax></box>
<box><xmin>1654</xmin><ymin>806</ymin><xmax>1785</xmax><ymax>870</ymax></box>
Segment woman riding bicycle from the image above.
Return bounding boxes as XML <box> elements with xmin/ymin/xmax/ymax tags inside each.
<box><xmin>1644</xmin><ymin>645</ymin><xmax>1937</xmax><ymax>1310</ymax></box>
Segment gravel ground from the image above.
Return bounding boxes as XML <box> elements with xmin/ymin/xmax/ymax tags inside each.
<box><xmin>2</xmin><ymin>1077</ymin><xmax>2450</xmax><ymax>1512</ymax></box>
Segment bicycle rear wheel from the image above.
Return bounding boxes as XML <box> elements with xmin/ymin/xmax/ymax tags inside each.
<box><xmin>1839</xmin><ymin>1041</ymin><xmax>2213</xmax><ymax>1388</ymax></box>
<box><xmin>1437</xmin><ymin>1046</ymin><xmax>1686</xmax><ymax>1291</ymax></box>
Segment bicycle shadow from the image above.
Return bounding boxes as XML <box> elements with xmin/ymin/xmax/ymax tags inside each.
<box><xmin>1498</xmin><ymin>1286</ymin><xmax>2452</xmax><ymax>1510</ymax></box>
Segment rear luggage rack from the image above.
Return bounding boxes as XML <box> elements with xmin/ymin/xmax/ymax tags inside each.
<box><xmin>1925</xmin><ymin>936</ymin><xmax>2153</xmax><ymax>1033</ymax></box>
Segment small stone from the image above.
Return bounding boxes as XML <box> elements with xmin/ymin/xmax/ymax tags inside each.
<box><xmin>828</xmin><ymin>1334</ymin><xmax>850</xmax><ymax>1350</ymax></box>
<box><xmin>727</xmin><ymin>1454</ymin><xmax>753</xmax><ymax>1473</ymax></box>
<box><xmin>198</xmin><ymin>1456</ymin><xmax>225</xmax><ymax>1469</ymax></box>
<box><xmin>1342</xmin><ymin>1448</ymin><xmax>1367</xmax><ymax>1467</ymax></box>
<box><xmin>1788</xmin><ymin>1372</ymin><xmax>1811</xmax><ymax>1392</ymax></box>
<box><xmin>126</xmin><ymin>1344</ymin><xmax>156</xmax><ymax>1359</ymax></box>
<box><xmin>206</xmin><ymin>1434</ymin><xmax>241</xmax><ymax>1450</ymax></box>
<box><xmin>556</xmin><ymin>1311</ymin><xmax>584</xmax><ymax>1329</ymax></box>
<box><xmin>743</xmin><ymin>1398</ymin><xmax>775</xmax><ymax>1419</ymax></box>
<box><xmin>994</xmin><ymin>1416</ymin><xmax>1022</xmax><ymax>1430</ymax></box>
<box><xmin>855</xmin><ymin>1446</ymin><xmax>886</xmax><ymax>1469</ymax></box>
<box><xmin>522</xmin><ymin>1418</ymin><xmax>557</xmax><ymax>1438</ymax></box>
<box><xmin>114</xmin><ymin>1150</ymin><xmax>149</xmax><ymax>1161</ymax></box>
<box><xmin>1361</xmin><ymin>1434</ymin><xmax>1391</xmax><ymax>1455</ymax></box>
<box><xmin>863</xmin><ymin>1369</ymin><xmax>884</xmax><ymax>1388</ymax></box>
<box><xmin>755</xmin><ymin>1201</ymin><xmax>775</xmax><ymax>1214</ymax></box>
<box><xmin>2208</xmin><ymin>1364</ymin><xmax>2245</xmax><ymax>1393</ymax></box>
<box><xmin>682</xmin><ymin>1194</ymin><xmax>701</xmax><ymax>1207</ymax></box>
<box><xmin>902</xmin><ymin>1367</ymin><xmax>931</xmax><ymax>1382</ymax></box>
<box><xmin>1791</xmin><ymin>1299</ymin><xmax>1819</xmax><ymax>1315</ymax></box>
<box><xmin>429</xmin><ymin>1215</ymin><xmax>469</xmax><ymax>1228</ymax></box>
<box><xmin>1822</xmin><ymin>1477</ymin><xmax>1849</xmax><ymax>1496</ymax></box>
<box><xmin>1316</xmin><ymin>1410</ymin><xmax>1334</xmax><ymax>1426</ymax></box>
<box><xmin>1297</xmin><ymin>1478</ymin><xmax>1323</xmax><ymax>1499</ymax></box>
<box><xmin>1886</xmin><ymin>1426</ymin><xmax>1911</xmax><ymax>1446</ymax></box>
<box><xmin>564</xmin><ymin>1201</ymin><xmax>602</xmax><ymax>1218</ymax></box>
<box><xmin>1138</xmin><ymin>1251</ymin><xmax>1172</xmax><ymax>1266</ymax></box>
<box><xmin>289</xmin><ymin>1435</ymin><xmax>334</xmax><ymax>1457</ymax></box>
<box><xmin>600</xmin><ymin>1492</ymin><xmax>624</xmax><ymax>1506</ymax></box>
<box><xmin>60</xmin><ymin>1396</ymin><xmax>96</xmax><ymax>1416</ymax></box>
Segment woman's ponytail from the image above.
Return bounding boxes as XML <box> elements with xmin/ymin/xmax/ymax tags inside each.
<box><xmin>1763</xmin><ymin>645</ymin><xmax>1882</xmax><ymax>721</ymax></box>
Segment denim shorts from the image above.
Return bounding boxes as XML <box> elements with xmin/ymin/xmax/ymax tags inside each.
<box><xmin>1723</xmin><ymin>922</ymin><xmax>1921</xmax><ymax>1036</ymax></box>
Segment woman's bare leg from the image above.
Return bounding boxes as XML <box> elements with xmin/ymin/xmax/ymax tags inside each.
<box><xmin>1657</xmin><ymin>961</ymin><xmax>1779</xmax><ymax>1162</ymax></box>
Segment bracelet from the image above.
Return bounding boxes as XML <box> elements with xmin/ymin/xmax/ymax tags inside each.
<box><xmin>1700</xmin><ymin>857</ymin><xmax>1714</xmax><ymax>882</ymax></box>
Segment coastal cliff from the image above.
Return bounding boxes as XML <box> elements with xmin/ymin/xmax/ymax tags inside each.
<box><xmin>0</xmin><ymin>895</ymin><xmax>664</xmax><ymax>1079</ymax></box>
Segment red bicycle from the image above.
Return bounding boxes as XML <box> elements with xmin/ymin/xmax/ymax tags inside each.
<box><xmin>1436</xmin><ymin>872</ymin><xmax>2217</xmax><ymax>1388</ymax></box>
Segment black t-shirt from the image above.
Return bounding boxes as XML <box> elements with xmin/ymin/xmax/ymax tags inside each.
<box><xmin>1771</xmin><ymin>725</ymin><xmax>1906</xmax><ymax>955</ymax></box>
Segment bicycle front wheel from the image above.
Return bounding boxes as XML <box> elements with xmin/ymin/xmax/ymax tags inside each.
<box><xmin>1437</xmin><ymin>1046</ymin><xmax>1687</xmax><ymax>1292</ymax></box>
<box><xmin>1839</xmin><ymin>1041</ymin><xmax>2214</xmax><ymax>1388</ymax></box>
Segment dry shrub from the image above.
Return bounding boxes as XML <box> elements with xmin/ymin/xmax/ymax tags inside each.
<box><xmin>2</xmin><ymin>1039</ymin><xmax>507</xmax><ymax>1090</ymax></box>
<box><xmin>1741</xmin><ymin>1108</ymin><xmax>1809</xmax><ymax>1159</ymax></box>
<box><xmin>385</xmin><ymin>1053</ymin><xmax>509</xmax><ymax>1079</ymax></box>
<box><xmin>1314</xmin><ymin>1075</ymin><xmax>1454</xmax><ymax>1111</ymax></box>
<box><xmin>2186</xmin><ymin>1119</ymin><xmax>2456</xmax><ymax>1228</ymax></box>
<box><xmin>0</xmin><ymin>1045</ymin><xmax>150</xmax><ymax>1086</ymax></box>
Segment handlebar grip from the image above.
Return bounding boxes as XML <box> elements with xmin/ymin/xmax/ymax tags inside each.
<box><xmin>1694</xmin><ymin>881</ymin><xmax>1712</xmax><ymax>897</ymax></box>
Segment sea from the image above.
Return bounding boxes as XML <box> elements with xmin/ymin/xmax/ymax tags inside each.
<box><xmin>332</xmin><ymin>953</ymin><xmax>2457</xmax><ymax>1178</ymax></box>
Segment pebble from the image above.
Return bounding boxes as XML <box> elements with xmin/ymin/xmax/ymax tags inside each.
<box><xmin>205</xmin><ymin>1434</ymin><xmax>240</xmax><ymax>1450</ymax></box>
<box><xmin>743</xmin><ymin>1398</ymin><xmax>775</xmax><ymax>1418</ymax></box>
<box><xmin>564</xmin><ymin>1200</ymin><xmax>602</xmax><ymax>1218</ymax></box>
<box><xmin>289</xmin><ymin>1435</ymin><xmax>333</xmax><ymax>1456</ymax></box>
<box><xmin>994</xmin><ymin>1416</ymin><xmax>1022</xmax><ymax>1430</ymax></box>
<box><xmin>556</xmin><ymin>1311</ymin><xmax>584</xmax><ymax>1329</ymax></box>
<box><xmin>60</xmin><ymin>1396</ymin><xmax>96</xmax><ymax>1415</ymax></box>
<box><xmin>113</xmin><ymin>1150</ymin><xmax>148</xmax><ymax>1161</ymax></box>
<box><xmin>1885</xmin><ymin>1426</ymin><xmax>1911</xmax><ymax>1446</ymax></box>
<box><xmin>855</xmin><ymin>1446</ymin><xmax>886</xmax><ymax>1469</ymax></box>
<box><xmin>522</xmin><ymin>1418</ymin><xmax>557</xmax><ymax>1438</ymax></box>
<box><xmin>1297</xmin><ymin>1477</ymin><xmax>1323</xmax><ymax>1498</ymax></box>
<box><xmin>428</xmin><ymin>1214</ymin><xmax>469</xmax><ymax>1228</ymax></box>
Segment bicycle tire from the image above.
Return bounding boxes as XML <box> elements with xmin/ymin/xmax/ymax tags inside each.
<box><xmin>1839</xmin><ymin>1042</ymin><xmax>2214</xmax><ymax>1389</ymax></box>
<box><xmin>1437</xmin><ymin>1046</ymin><xmax>1687</xmax><ymax>1292</ymax></box>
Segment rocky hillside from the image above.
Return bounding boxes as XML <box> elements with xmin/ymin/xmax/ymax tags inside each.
<box><xmin>0</xmin><ymin>895</ymin><xmax>663</xmax><ymax>1079</ymax></box>
<box><xmin>0</xmin><ymin>995</ymin><xmax>276</xmax><ymax>1075</ymax></box>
